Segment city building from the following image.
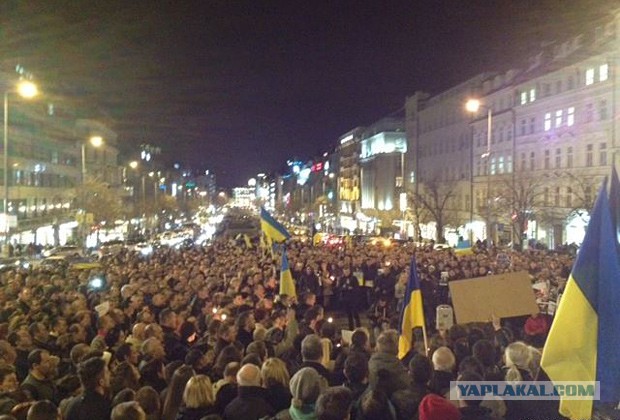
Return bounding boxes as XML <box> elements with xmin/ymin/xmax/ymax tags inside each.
<box><xmin>358</xmin><ymin>117</ymin><xmax>407</xmax><ymax>234</ymax></box>
<box><xmin>232</xmin><ymin>186</ymin><xmax>255</xmax><ymax>208</ymax></box>
<box><xmin>337</xmin><ymin>127</ymin><xmax>364</xmax><ymax>233</ymax></box>
<box><xmin>406</xmin><ymin>11</ymin><xmax>620</xmax><ymax>248</ymax></box>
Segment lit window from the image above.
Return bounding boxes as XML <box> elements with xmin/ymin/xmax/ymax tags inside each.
<box><xmin>520</xmin><ymin>92</ymin><xmax>527</xmax><ymax>105</ymax></box>
<box><xmin>567</xmin><ymin>107</ymin><xmax>575</xmax><ymax>126</ymax></box>
<box><xmin>544</xmin><ymin>113</ymin><xmax>551</xmax><ymax>131</ymax></box>
<box><xmin>555</xmin><ymin>110</ymin><xmax>563</xmax><ymax>128</ymax></box>
<box><xmin>529</xmin><ymin>88</ymin><xmax>536</xmax><ymax>102</ymax></box>
<box><xmin>586</xmin><ymin>68</ymin><xmax>595</xmax><ymax>85</ymax></box>
<box><xmin>490</xmin><ymin>157</ymin><xmax>496</xmax><ymax>175</ymax></box>
<box><xmin>600</xmin><ymin>64</ymin><xmax>609</xmax><ymax>82</ymax></box>
<box><xmin>498</xmin><ymin>156</ymin><xmax>504</xmax><ymax>174</ymax></box>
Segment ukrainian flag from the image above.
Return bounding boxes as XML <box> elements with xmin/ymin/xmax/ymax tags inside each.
<box><xmin>279</xmin><ymin>249</ymin><xmax>296</xmax><ymax>298</ymax></box>
<box><xmin>260</xmin><ymin>207</ymin><xmax>291</xmax><ymax>243</ymax></box>
<box><xmin>541</xmin><ymin>178</ymin><xmax>620</xmax><ymax>419</ymax></box>
<box><xmin>398</xmin><ymin>256</ymin><xmax>426</xmax><ymax>359</ymax></box>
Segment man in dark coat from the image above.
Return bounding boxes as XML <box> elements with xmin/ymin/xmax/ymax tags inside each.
<box><xmin>223</xmin><ymin>364</ymin><xmax>274</xmax><ymax>420</ymax></box>
<box><xmin>159</xmin><ymin>308</ymin><xmax>187</xmax><ymax>362</ymax></box>
<box><xmin>337</xmin><ymin>266</ymin><xmax>361</xmax><ymax>330</ymax></box>
<box><xmin>368</xmin><ymin>330</ymin><xmax>410</xmax><ymax>397</ymax></box>
<box><xmin>65</xmin><ymin>357</ymin><xmax>111</xmax><ymax>420</ymax></box>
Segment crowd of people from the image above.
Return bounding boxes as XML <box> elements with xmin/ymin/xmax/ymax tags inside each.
<box><xmin>0</xmin><ymin>234</ymin><xmax>582</xmax><ymax>420</ymax></box>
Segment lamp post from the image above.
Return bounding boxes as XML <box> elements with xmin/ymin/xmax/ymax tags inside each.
<box><xmin>81</xmin><ymin>136</ymin><xmax>104</xmax><ymax>183</ymax></box>
<box><xmin>3</xmin><ymin>80</ymin><xmax>38</xmax><ymax>250</ymax></box>
<box><xmin>466</xmin><ymin>99</ymin><xmax>493</xmax><ymax>247</ymax></box>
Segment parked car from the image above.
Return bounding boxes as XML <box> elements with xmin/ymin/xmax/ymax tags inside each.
<box><xmin>0</xmin><ymin>257</ymin><xmax>30</xmax><ymax>272</ymax></box>
<box><xmin>98</xmin><ymin>240</ymin><xmax>125</xmax><ymax>258</ymax></box>
<box><xmin>39</xmin><ymin>256</ymin><xmax>70</xmax><ymax>271</ymax></box>
<box><xmin>125</xmin><ymin>240</ymin><xmax>153</xmax><ymax>255</ymax></box>
<box><xmin>42</xmin><ymin>246</ymin><xmax>84</xmax><ymax>258</ymax></box>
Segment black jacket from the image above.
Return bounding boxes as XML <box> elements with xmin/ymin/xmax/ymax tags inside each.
<box><xmin>429</xmin><ymin>370</ymin><xmax>454</xmax><ymax>396</ymax></box>
<box><xmin>460</xmin><ymin>405</ymin><xmax>496</xmax><ymax>420</ymax></box>
<box><xmin>163</xmin><ymin>326</ymin><xmax>188</xmax><ymax>362</ymax></box>
<box><xmin>65</xmin><ymin>390</ymin><xmax>111</xmax><ymax>420</ymax></box>
<box><xmin>215</xmin><ymin>382</ymin><xmax>238</xmax><ymax>413</ymax></box>
<box><xmin>299</xmin><ymin>361</ymin><xmax>336</xmax><ymax>386</ymax></box>
<box><xmin>176</xmin><ymin>405</ymin><xmax>219</xmax><ymax>420</ymax></box>
<box><xmin>223</xmin><ymin>386</ymin><xmax>274</xmax><ymax>420</ymax></box>
<box><xmin>265</xmin><ymin>383</ymin><xmax>292</xmax><ymax>413</ymax></box>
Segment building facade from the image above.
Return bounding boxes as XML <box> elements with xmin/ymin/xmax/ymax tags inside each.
<box><xmin>407</xmin><ymin>12</ymin><xmax>620</xmax><ymax>248</ymax></box>
<box><xmin>337</xmin><ymin>127</ymin><xmax>364</xmax><ymax>233</ymax></box>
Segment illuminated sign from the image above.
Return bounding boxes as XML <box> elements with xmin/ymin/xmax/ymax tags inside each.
<box><xmin>297</xmin><ymin>168</ymin><xmax>311</xmax><ymax>185</ymax></box>
<box><xmin>360</xmin><ymin>133</ymin><xmax>407</xmax><ymax>159</ymax></box>
<box><xmin>311</xmin><ymin>162</ymin><xmax>324</xmax><ymax>172</ymax></box>
<box><xmin>340</xmin><ymin>134</ymin><xmax>354</xmax><ymax>145</ymax></box>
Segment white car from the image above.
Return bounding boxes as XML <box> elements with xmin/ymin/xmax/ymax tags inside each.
<box><xmin>42</xmin><ymin>246</ymin><xmax>84</xmax><ymax>258</ymax></box>
<box><xmin>126</xmin><ymin>241</ymin><xmax>153</xmax><ymax>256</ymax></box>
<box><xmin>98</xmin><ymin>240</ymin><xmax>125</xmax><ymax>257</ymax></box>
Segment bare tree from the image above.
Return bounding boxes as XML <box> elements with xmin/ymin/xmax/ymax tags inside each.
<box><xmin>414</xmin><ymin>178</ymin><xmax>458</xmax><ymax>242</ymax></box>
<box><xmin>407</xmin><ymin>189</ymin><xmax>431</xmax><ymax>241</ymax></box>
<box><xmin>74</xmin><ymin>178</ymin><xmax>124</xmax><ymax>225</ymax></box>
<box><xmin>564</xmin><ymin>172</ymin><xmax>599</xmax><ymax>223</ymax></box>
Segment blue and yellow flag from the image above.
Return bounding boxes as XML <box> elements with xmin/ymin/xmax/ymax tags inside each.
<box><xmin>260</xmin><ymin>207</ymin><xmax>291</xmax><ymax>243</ymax></box>
<box><xmin>398</xmin><ymin>256</ymin><xmax>426</xmax><ymax>359</ymax></box>
<box><xmin>541</xmin><ymin>178</ymin><xmax>620</xmax><ymax>419</ymax></box>
<box><xmin>279</xmin><ymin>249</ymin><xmax>296</xmax><ymax>298</ymax></box>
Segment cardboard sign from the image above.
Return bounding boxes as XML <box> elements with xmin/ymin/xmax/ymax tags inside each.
<box><xmin>448</xmin><ymin>271</ymin><xmax>539</xmax><ymax>324</ymax></box>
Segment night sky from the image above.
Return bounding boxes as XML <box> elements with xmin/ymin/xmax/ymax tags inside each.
<box><xmin>0</xmin><ymin>0</ymin><xmax>612</xmax><ymax>187</ymax></box>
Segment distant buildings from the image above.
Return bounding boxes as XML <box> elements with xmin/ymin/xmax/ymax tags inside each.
<box><xmin>268</xmin><ymin>10</ymin><xmax>620</xmax><ymax>249</ymax></box>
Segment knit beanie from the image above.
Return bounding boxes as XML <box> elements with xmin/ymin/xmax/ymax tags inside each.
<box><xmin>289</xmin><ymin>367</ymin><xmax>325</xmax><ymax>408</ymax></box>
<box><xmin>418</xmin><ymin>394</ymin><xmax>461</xmax><ymax>420</ymax></box>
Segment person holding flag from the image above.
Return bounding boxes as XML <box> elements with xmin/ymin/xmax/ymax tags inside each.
<box><xmin>398</xmin><ymin>256</ymin><xmax>428</xmax><ymax>360</ymax></box>
<box><xmin>260</xmin><ymin>207</ymin><xmax>291</xmax><ymax>243</ymax></box>
<box><xmin>279</xmin><ymin>249</ymin><xmax>297</xmax><ymax>299</ymax></box>
<box><xmin>541</xmin><ymin>169</ymin><xmax>620</xmax><ymax>419</ymax></box>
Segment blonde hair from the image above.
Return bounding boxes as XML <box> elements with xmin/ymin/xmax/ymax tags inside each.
<box><xmin>183</xmin><ymin>375</ymin><xmax>214</xmax><ymax>408</ymax></box>
<box><xmin>504</xmin><ymin>342</ymin><xmax>531</xmax><ymax>382</ymax></box>
<box><xmin>527</xmin><ymin>346</ymin><xmax>542</xmax><ymax>379</ymax></box>
<box><xmin>261</xmin><ymin>358</ymin><xmax>290</xmax><ymax>388</ymax></box>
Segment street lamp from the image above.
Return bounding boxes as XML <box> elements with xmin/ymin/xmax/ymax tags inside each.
<box><xmin>465</xmin><ymin>98</ymin><xmax>493</xmax><ymax>247</ymax></box>
<box><xmin>3</xmin><ymin>80</ymin><xmax>38</xmax><ymax>249</ymax></box>
<box><xmin>81</xmin><ymin>136</ymin><xmax>104</xmax><ymax>183</ymax></box>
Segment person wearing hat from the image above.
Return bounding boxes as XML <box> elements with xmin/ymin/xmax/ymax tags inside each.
<box><xmin>418</xmin><ymin>393</ymin><xmax>461</xmax><ymax>420</ymax></box>
<box><xmin>274</xmin><ymin>367</ymin><xmax>326</xmax><ymax>420</ymax></box>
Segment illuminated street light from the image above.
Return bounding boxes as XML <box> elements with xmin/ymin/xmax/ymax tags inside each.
<box><xmin>465</xmin><ymin>98</ymin><xmax>481</xmax><ymax>113</ymax></box>
<box><xmin>81</xmin><ymin>136</ymin><xmax>104</xmax><ymax>183</ymax></box>
<box><xmin>4</xmin><ymin>80</ymin><xmax>39</xmax><ymax>251</ymax></box>
<box><xmin>129</xmin><ymin>160</ymin><xmax>139</xmax><ymax>169</ymax></box>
